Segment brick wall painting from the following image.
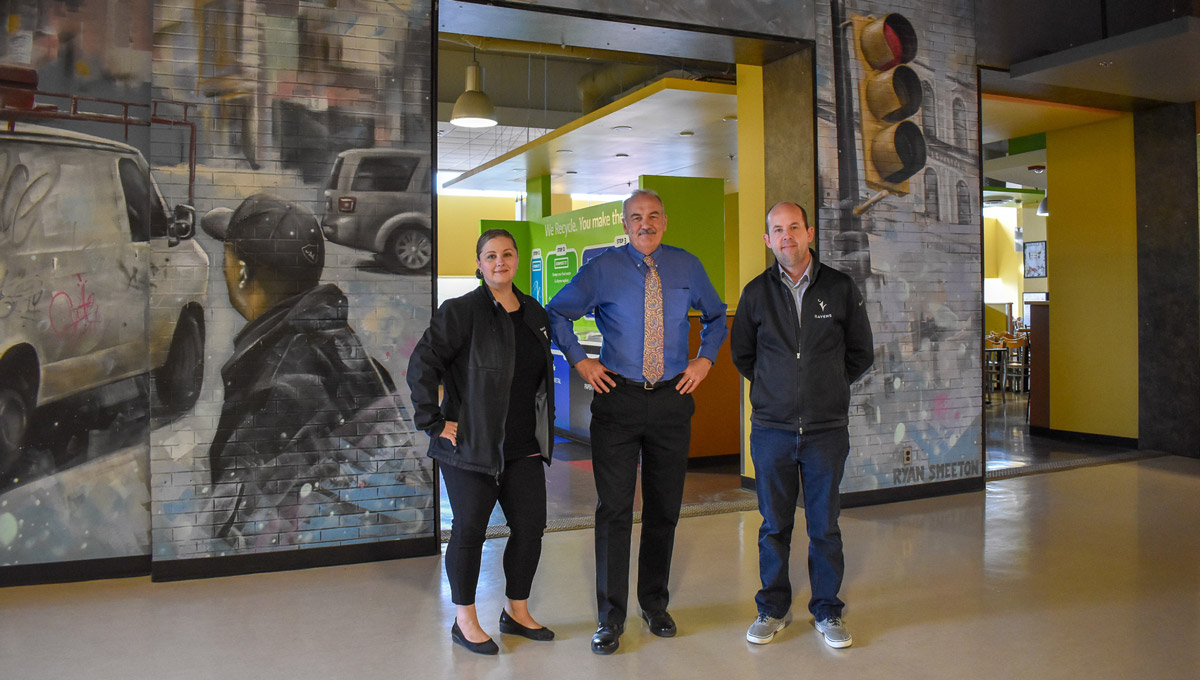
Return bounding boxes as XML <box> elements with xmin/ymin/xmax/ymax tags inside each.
<box><xmin>818</xmin><ymin>0</ymin><xmax>982</xmax><ymax>493</ymax></box>
<box><xmin>1</xmin><ymin>0</ymin><xmax>165</xmax><ymax>568</ymax></box>
<box><xmin>0</xmin><ymin>0</ymin><xmax>436</xmax><ymax>569</ymax></box>
<box><xmin>152</xmin><ymin>0</ymin><xmax>436</xmax><ymax>560</ymax></box>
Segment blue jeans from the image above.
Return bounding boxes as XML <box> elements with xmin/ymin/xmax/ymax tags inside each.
<box><xmin>750</xmin><ymin>424</ymin><xmax>849</xmax><ymax>620</ymax></box>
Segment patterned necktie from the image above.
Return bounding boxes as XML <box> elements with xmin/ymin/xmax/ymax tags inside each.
<box><xmin>642</xmin><ymin>254</ymin><xmax>664</xmax><ymax>384</ymax></box>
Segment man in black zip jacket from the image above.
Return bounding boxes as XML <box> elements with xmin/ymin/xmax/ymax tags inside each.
<box><xmin>731</xmin><ymin>202</ymin><xmax>873</xmax><ymax>649</ymax></box>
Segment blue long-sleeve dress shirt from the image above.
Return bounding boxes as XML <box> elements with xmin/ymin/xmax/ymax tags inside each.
<box><xmin>546</xmin><ymin>243</ymin><xmax>728</xmax><ymax>382</ymax></box>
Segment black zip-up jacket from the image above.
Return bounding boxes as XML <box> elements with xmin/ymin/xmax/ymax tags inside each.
<box><xmin>406</xmin><ymin>284</ymin><xmax>554</xmax><ymax>475</ymax></box>
<box><xmin>731</xmin><ymin>253</ymin><xmax>874</xmax><ymax>432</ymax></box>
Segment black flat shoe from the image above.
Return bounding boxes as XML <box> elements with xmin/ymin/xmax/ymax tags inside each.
<box><xmin>451</xmin><ymin>619</ymin><xmax>499</xmax><ymax>655</ymax></box>
<box><xmin>499</xmin><ymin>610</ymin><xmax>555</xmax><ymax>641</ymax></box>
<box><xmin>591</xmin><ymin>622</ymin><xmax>623</xmax><ymax>655</ymax></box>
<box><xmin>640</xmin><ymin>609</ymin><xmax>677</xmax><ymax>637</ymax></box>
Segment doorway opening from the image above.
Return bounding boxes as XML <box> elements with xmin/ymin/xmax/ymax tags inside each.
<box><xmin>432</xmin><ymin>2</ymin><xmax>805</xmax><ymax>536</ymax></box>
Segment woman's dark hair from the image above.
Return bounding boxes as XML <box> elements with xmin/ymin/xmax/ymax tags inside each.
<box><xmin>476</xmin><ymin>228</ymin><xmax>518</xmax><ymax>257</ymax></box>
<box><xmin>475</xmin><ymin>228</ymin><xmax>518</xmax><ymax>279</ymax></box>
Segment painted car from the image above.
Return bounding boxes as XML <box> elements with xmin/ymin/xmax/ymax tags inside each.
<box><xmin>0</xmin><ymin>123</ymin><xmax>208</xmax><ymax>475</ymax></box>
<box><xmin>320</xmin><ymin>148</ymin><xmax>432</xmax><ymax>273</ymax></box>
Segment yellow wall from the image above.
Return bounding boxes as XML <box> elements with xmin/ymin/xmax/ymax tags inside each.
<box><xmin>983</xmin><ymin>211</ymin><xmax>1024</xmax><ymax>323</ymax></box>
<box><xmin>436</xmin><ymin>195</ymin><xmax>517</xmax><ymax>275</ymax></box>
<box><xmin>1045</xmin><ymin>115</ymin><xmax>1138</xmax><ymax>438</ymax></box>
<box><xmin>736</xmin><ymin>63</ymin><xmax>766</xmax><ymax>479</ymax></box>
<box><xmin>551</xmin><ymin>193</ymin><xmax>573</xmax><ymax>215</ymax></box>
<box><xmin>572</xmin><ymin>196</ymin><xmax>612</xmax><ymax>211</ymax></box>
<box><xmin>724</xmin><ymin>192</ymin><xmax>741</xmax><ymax>303</ymax></box>
<box><xmin>1020</xmin><ymin>205</ymin><xmax>1049</xmax><ymax>295</ymax></box>
<box><xmin>983</xmin><ymin>216</ymin><xmax>999</xmax><ymax>278</ymax></box>
<box><xmin>984</xmin><ymin>304</ymin><xmax>1009</xmax><ymax>335</ymax></box>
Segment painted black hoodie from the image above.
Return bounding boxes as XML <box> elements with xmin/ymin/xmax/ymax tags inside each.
<box><xmin>209</xmin><ymin>283</ymin><xmax>415</xmax><ymax>544</ymax></box>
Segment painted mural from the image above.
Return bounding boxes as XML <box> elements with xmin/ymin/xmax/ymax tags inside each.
<box><xmin>817</xmin><ymin>0</ymin><xmax>982</xmax><ymax>493</ymax></box>
<box><xmin>1</xmin><ymin>0</ymin><xmax>436</xmax><ymax>570</ymax></box>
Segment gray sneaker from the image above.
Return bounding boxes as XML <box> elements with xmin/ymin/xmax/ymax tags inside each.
<box><xmin>814</xmin><ymin>616</ymin><xmax>852</xmax><ymax>648</ymax></box>
<box><xmin>746</xmin><ymin>612</ymin><xmax>791</xmax><ymax>644</ymax></box>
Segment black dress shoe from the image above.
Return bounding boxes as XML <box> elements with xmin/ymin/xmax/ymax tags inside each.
<box><xmin>451</xmin><ymin>619</ymin><xmax>499</xmax><ymax>655</ymax></box>
<box><xmin>591</xmin><ymin>622</ymin><xmax>624</xmax><ymax>655</ymax></box>
<box><xmin>640</xmin><ymin>609</ymin><xmax>677</xmax><ymax>637</ymax></box>
<box><xmin>499</xmin><ymin>610</ymin><xmax>555</xmax><ymax>641</ymax></box>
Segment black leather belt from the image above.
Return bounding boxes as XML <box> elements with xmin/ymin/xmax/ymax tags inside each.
<box><xmin>609</xmin><ymin>373</ymin><xmax>684</xmax><ymax>391</ymax></box>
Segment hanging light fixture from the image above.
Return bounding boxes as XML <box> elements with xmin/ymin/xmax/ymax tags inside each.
<box><xmin>1036</xmin><ymin>194</ymin><xmax>1049</xmax><ymax>216</ymax></box>
<box><xmin>451</xmin><ymin>50</ymin><xmax>497</xmax><ymax>128</ymax></box>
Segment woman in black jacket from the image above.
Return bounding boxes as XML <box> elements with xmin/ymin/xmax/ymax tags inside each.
<box><xmin>407</xmin><ymin>228</ymin><xmax>555</xmax><ymax>655</ymax></box>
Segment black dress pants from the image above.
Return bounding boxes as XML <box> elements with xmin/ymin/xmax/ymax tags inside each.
<box><xmin>589</xmin><ymin>377</ymin><xmax>694</xmax><ymax>625</ymax></box>
<box><xmin>441</xmin><ymin>455</ymin><xmax>547</xmax><ymax>606</ymax></box>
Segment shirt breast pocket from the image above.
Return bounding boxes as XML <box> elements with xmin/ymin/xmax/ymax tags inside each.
<box><xmin>664</xmin><ymin>286</ymin><xmax>691</xmax><ymax>314</ymax></box>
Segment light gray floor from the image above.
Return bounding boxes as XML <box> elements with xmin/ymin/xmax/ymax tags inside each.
<box><xmin>3</xmin><ymin>456</ymin><xmax>1198</xmax><ymax>679</ymax></box>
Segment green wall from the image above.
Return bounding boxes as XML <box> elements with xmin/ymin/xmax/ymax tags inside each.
<box><xmin>640</xmin><ymin>175</ymin><xmax>727</xmax><ymax>298</ymax></box>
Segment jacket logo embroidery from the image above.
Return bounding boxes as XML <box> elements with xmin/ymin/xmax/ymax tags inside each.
<box><xmin>818</xmin><ymin>299</ymin><xmax>827</xmax><ymax>311</ymax></box>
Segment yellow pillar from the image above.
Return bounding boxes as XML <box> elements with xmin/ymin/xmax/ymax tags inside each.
<box><xmin>1045</xmin><ymin>116</ymin><xmax>1138</xmax><ymax>438</ymax></box>
<box><xmin>737</xmin><ymin>63</ymin><xmax>766</xmax><ymax>479</ymax></box>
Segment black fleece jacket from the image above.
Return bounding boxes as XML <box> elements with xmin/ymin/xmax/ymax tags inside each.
<box><xmin>731</xmin><ymin>253</ymin><xmax>874</xmax><ymax>432</ymax></box>
<box><xmin>406</xmin><ymin>284</ymin><xmax>554</xmax><ymax>475</ymax></box>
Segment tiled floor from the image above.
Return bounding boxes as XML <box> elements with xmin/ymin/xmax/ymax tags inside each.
<box><xmin>984</xmin><ymin>394</ymin><xmax>1145</xmax><ymax>473</ymax></box>
<box><xmin>439</xmin><ymin>440</ymin><xmax>753</xmax><ymax>536</ymax></box>
<box><xmin>5</xmin><ymin>454</ymin><xmax>1198</xmax><ymax>679</ymax></box>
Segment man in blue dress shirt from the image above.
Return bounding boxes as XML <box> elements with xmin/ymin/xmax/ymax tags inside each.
<box><xmin>547</xmin><ymin>188</ymin><xmax>728</xmax><ymax>655</ymax></box>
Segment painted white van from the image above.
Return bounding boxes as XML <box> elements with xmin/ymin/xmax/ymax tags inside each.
<box><xmin>0</xmin><ymin>123</ymin><xmax>208</xmax><ymax>474</ymax></box>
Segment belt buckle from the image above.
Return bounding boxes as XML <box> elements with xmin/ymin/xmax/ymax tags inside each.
<box><xmin>643</xmin><ymin>380</ymin><xmax>654</xmax><ymax>391</ymax></box>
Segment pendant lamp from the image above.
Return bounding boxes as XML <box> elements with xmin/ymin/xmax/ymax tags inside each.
<box><xmin>451</xmin><ymin>54</ymin><xmax>497</xmax><ymax>128</ymax></box>
<box><xmin>1036</xmin><ymin>195</ymin><xmax>1049</xmax><ymax>216</ymax></box>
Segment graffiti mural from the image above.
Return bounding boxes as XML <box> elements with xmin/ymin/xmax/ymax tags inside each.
<box><xmin>149</xmin><ymin>0</ymin><xmax>436</xmax><ymax>562</ymax></box>
<box><xmin>1</xmin><ymin>0</ymin><xmax>435</xmax><ymax>571</ymax></box>
<box><xmin>817</xmin><ymin>0</ymin><xmax>982</xmax><ymax>493</ymax></box>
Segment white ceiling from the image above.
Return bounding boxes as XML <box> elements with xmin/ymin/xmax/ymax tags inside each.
<box><xmin>983</xmin><ymin>149</ymin><xmax>1048</xmax><ymax>189</ymax></box>
<box><xmin>437</xmin><ymin>123</ymin><xmax>553</xmax><ymax>175</ymax></box>
<box><xmin>444</xmin><ymin>78</ymin><xmax>739</xmax><ymax>196</ymax></box>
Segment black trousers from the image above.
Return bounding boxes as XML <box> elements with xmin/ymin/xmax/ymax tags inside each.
<box><xmin>440</xmin><ymin>455</ymin><xmax>547</xmax><ymax>606</ymax></box>
<box><xmin>589</xmin><ymin>378</ymin><xmax>694</xmax><ymax>625</ymax></box>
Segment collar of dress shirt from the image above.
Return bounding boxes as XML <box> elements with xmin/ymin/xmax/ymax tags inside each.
<box><xmin>626</xmin><ymin>243</ymin><xmax>663</xmax><ymax>267</ymax></box>
<box><xmin>778</xmin><ymin>254</ymin><xmax>813</xmax><ymax>288</ymax></box>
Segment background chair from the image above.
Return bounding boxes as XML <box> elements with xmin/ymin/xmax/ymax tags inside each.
<box><xmin>985</xmin><ymin>338</ymin><xmax>1006</xmax><ymax>403</ymax></box>
<box><xmin>1004</xmin><ymin>335</ymin><xmax>1030</xmax><ymax>394</ymax></box>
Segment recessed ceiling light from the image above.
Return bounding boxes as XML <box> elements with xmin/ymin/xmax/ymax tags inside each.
<box><xmin>722</xmin><ymin>115</ymin><xmax>737</xmax><ymax>122</ymax></box>
<box><xmin>679</xmin><ymin>130</ymin><xmax>694</xmax><ymax>136</ymax></box>
<box><xmin>611</xmin><ymin>125</ymin><xmax>633</xmax><ymax>132</ymax></box>
<box><xmin>566</xmin><ymin>170</ymin><xmax>578</xmax><ymax>175</ymax></box>
<box><xmin>557</xmin><ymin>149</ymin><xmax>574</xmax><ymax>154</ymax></box>
<box><xmin>615</xmin><ymin>153</ymin><xmax>629</xmax><ymax>158</ymax></box>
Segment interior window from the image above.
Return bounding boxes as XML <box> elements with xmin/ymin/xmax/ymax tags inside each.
<box><xmin>350</xmin><ymin>155</ymin><xmax>420</xmax><ymax>192</ymax></box>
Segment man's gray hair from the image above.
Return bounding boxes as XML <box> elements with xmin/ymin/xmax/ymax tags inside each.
<box><xmin>623</xmin><ymin>188</ymin><xmax>665</xmax><ymax>216</ymax></box>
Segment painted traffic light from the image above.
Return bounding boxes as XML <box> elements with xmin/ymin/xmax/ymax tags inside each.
<box><xmin>853</xmin><ymin>13</ymin><xmax>926</xmax><ymax>194</ymax></box>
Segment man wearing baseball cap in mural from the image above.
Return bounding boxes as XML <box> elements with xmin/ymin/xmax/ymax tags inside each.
<box><xmin>202</xmin><ymin>193</ymin><xmax>407</xmax><ymax>548</ymax></box>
